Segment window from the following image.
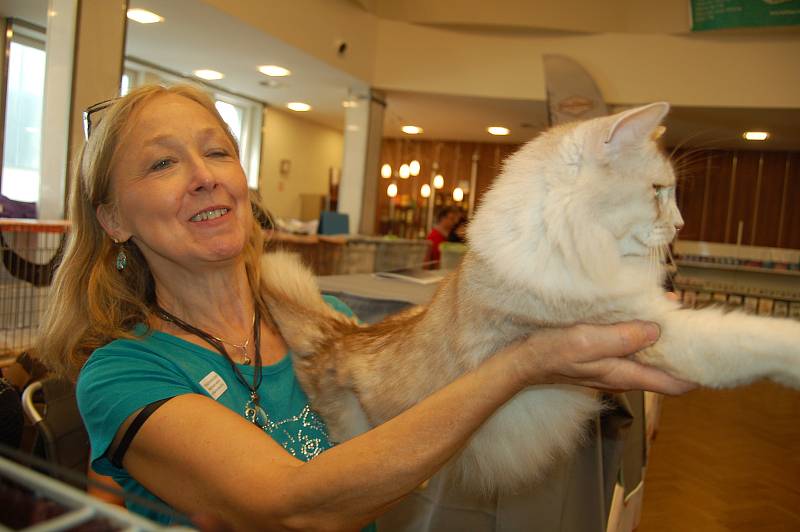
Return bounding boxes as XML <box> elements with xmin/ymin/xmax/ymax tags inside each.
<box><xmin>215</xmin><ymin>100</ymin><xmax>243</xmax><ymax>142</ymax></box>
<box><xmin>2</xmin><ymin>34</ymin><xmax>47</xmax><ymax>203</ymax></box>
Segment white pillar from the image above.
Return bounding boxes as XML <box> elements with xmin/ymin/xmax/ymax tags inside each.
<box><xmin>338</xmin><ymin>89</ymin><xmax>385</xmax><ymax>235</ymax></box>
<box><xmin>38</xmin><ymin>0</ymin><xmax>78</xmax><ymax>220</ymax></box>
<box><xmin>38</xmin><ymin>0</ymin><xmax>127</xmax><ymax>220</ymax></box>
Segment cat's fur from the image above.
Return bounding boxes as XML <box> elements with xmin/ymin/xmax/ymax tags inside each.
<box><xmin>260</xmin><ymin>103</ymin><xmax>800</xmax><ymax>493</ymax></box>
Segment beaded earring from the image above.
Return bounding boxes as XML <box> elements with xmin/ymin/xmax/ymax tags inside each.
<box><xmin>113</xmin><ymin>239</ymin><xmax>127</xmax><ymax>271</ymax></box>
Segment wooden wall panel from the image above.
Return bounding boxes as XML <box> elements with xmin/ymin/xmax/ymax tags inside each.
<box><xmin>703</xmin><ymin>151</ymin><xmax>734</xmax><ymax>243</ymax></box>
<box><xmin>374</xmin><ymin>140</ymin><xmax>798</xmax><ymax>250</ymax></box>
<box><xmin>779</xmin><ymin>153</ymin><xmax>800</xmax><ymax>250</ymax></box>
<box><xmin>673</xmin><ymin>149</ymin><xmax>709</xmax><ymax>242</ymax></box>
<box><xmin>727</xmin><ymin>151</ymin><xmax>760</xmax><ymax>244</ymax></box>
<box><xmin>753</xmin><ymin>152</ymin><xmax>789</xmax><ymax>248</ymax></box>
<box><xmin>375</xmin><ymin>138</ymin><xmax>519</xmax><ymax>236</ymax></box>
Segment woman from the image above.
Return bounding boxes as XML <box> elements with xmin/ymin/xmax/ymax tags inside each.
<box><xmin>37</xmin><ymin>85</ymin><xmax>692</xmax><ymax>530</ymax></box>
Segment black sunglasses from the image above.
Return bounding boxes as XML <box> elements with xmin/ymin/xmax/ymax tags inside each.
<box><xmin>82</xmin><ymin>98</ymin><xmax>119</xmax><ymax>140</ymax></box>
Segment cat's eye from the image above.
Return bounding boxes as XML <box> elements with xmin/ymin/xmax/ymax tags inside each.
<box><xmin>653</xmin><ymin>185</ymin><xmax>666</xmax><ymax>198</ymax></box>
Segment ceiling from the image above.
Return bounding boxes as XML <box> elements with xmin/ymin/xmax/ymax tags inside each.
<box><xmin>2</xmin><ymin>0</ymin><xmax>798</xmax><ymax>150</ymax></box>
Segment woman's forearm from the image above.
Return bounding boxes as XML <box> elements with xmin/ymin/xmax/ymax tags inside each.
<box><xmin>265</xmin><ymin>344</ymin><xmax>527</xmax><ymax>530</ymax></box>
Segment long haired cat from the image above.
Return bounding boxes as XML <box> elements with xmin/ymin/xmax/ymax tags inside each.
<box><xmin>260</xmin><ymin>103</ymin><xmax>800</xmax><ymax>493</ymax></box>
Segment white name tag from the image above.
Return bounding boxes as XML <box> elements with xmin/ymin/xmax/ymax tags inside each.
<box><xmin>199</xmin><ymin>371</ymin><xmax>227</xmax><ymax>400</ymax></box>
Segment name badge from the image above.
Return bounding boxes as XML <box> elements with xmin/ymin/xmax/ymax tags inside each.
<box><xmin>199</xmin><ymin>371</ymin><xmax>227</xmax><ymax>400</ymax></box>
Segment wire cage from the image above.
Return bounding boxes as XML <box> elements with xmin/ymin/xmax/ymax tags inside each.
<box><xmin>0</xmin><ymin>220</ymin><xmax>67</xmax><ymax>358</ymax></box>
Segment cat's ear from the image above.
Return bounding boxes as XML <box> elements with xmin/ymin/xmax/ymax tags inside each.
<box><xmin>604</xmin><ymin>102</ymin><xmax>670</xmax><ymax>148</ymax></box>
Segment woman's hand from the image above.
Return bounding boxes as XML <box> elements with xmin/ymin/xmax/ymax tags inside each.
<box><xmin>517</xmin><ymin>321</ymin><xmax>697</xmax><ymax>395</ymax></box>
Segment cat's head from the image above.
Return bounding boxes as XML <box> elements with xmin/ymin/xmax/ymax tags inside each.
<box><xmin>469</xmin><ymin>103</ymin><xmax>682</xmax><ymax>297</ymax></box>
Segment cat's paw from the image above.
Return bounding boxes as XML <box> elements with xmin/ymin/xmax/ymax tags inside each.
<box><xmin>633</xmin><ymin>346</ymin><xmax>693</xmax><ymax>382</ymax></box>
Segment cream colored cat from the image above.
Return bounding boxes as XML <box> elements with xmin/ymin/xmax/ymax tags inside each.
<box><xmin>260</xmin><ymin>103</ymin><xmax>800</xmax><ymax>494</ymax></box>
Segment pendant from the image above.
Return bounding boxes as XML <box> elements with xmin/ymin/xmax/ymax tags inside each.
<box><xmin>242</xmin><ymin>355</ymin><xmax>251</xmax><ymax>365</ymax></box>
<box><xmin>244</xmin><ymin>392</ymin><xmax>261</xmax><ymax>425</ymax></box>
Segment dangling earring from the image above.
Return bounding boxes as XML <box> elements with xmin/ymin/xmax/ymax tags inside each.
<box><xmin>113</xmin><ymin>238</ymin><xmax>127</xmax><ymax>271</ymax></box>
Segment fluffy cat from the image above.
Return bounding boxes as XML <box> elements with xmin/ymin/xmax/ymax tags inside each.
<box><xmin>260</xmin><ymin>102</ymin><xmax>800</xmax><ymax>494</ymax></box>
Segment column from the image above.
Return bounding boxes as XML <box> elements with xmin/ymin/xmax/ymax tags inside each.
<box><xmin>338</xmin><ymin>88</ymin><xmax>385</xmax><ymax>235</ymax></box>
<box><xmin>39</xmin><ymin>0</ymin><xmax>127</xmax><ymax>220</ymax></box>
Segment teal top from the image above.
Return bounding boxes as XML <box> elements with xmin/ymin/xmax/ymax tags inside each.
<box><xmin>77</xmin><ymin>295</ymin><xmax>375</xmax><ymax>530</ymax></box>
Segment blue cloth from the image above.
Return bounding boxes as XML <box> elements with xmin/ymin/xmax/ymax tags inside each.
<box><xmin>77</xmin><ymin>295</ymin><xmax>375</xmax><ymax>530</ymax></box>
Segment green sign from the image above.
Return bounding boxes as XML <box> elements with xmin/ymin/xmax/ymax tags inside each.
<box><xmin>691</xmin><ymin>0</ymin><xmax>800</xmax><ymax>31</ymax></box>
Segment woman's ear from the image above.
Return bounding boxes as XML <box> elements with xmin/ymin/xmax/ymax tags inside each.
<box><xmin>96</xmin><ymin>204</ymin><xmax>130</xmax><ymax>242</ymax></box>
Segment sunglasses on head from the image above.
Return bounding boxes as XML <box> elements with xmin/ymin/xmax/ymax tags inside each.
<box><xmin>82</xmin><ymin>98</ymin><xmax>119</xmax><ymax>140</ymax></box>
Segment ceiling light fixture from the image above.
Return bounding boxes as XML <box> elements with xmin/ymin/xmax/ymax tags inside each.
<box><xmin>127</xmin><ymin>8</ymin><xmax>164</xmax><ymax>24</ymax></box>
<box><xmin>381</xmin><ymin>164</ymin><xmax>392</xmax><ymax>178</ymax></box>
<box><xmin>453</xmin><ymin>187</ymin><xmax>464</xmax><ymax>202</ymax></box>
<box><xmin>258</xmin><ymin>65</ymin><xmax>291</xmax><ymax>77</ymax></box>
<box><xmin>420</xmin><ymin>184</ymin><xmax>431</xmax><ymax>198</ymax></box>
<box><xmin>409</xmin><ymin>160</ymin><xmax>421</xmax><ymax>176</ymax></box>
<box><xmin>387</xmin><ymin>183</ymin><xmax>398</xmax><ymax>198</ymax></box>
<box><xmin>743</xmin><ymin>131</ymin><xmax>769</xmax><ymax>141</ymax></box>
<box><xmin>401</xmin><ymin>125</ymin><xmax>423</xmax><ymax>135</ymax></box>
<box><xmin>193</xmin><ymin>69</ymin><xmax>224</xmax><ymax>80</ymax></box>
<box><xmin>433</xmin><ymin>174</ymin><xmax>444</xmax><ymax>189</ymax></box>
<box><xmin>487</xmin><ymin>126</ymin><xmax>510</xmax><ymax>136</ymax></box>
<box><xmin>399</xmin><ymin>164</ymin><xmax>410</xmax><ymax>179</ymax></box>
<box><xmin>287</xmin><ymin>102</ymin><xmax>311</xmax><ymax>112</ymax></box>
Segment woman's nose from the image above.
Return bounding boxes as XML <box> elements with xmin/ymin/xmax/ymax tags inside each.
<box><xmin>189</xmin><ymin>157</ymin><xmax>216</xmax><ymax>192</ymax></box>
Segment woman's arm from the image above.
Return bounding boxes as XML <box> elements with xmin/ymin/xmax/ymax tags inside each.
<box><xmin>122</xmin><ymin>320</ymin><xmax>692</xmax><ymax>531</ymax></box>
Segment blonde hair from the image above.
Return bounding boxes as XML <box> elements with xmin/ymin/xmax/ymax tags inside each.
<box><xmin>37</xmin><ymin>84</ymin><xmax>265</xmax><ymax>380</ymax></box>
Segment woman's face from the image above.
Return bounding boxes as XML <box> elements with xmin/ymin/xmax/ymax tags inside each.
<box><xmin>100</xmin><ymin>94</ymin><xmax>251</xmax><ymax>275</ymax></box>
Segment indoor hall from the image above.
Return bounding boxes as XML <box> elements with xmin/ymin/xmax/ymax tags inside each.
<box><xmin>0</xmin><ymin>1</ymin><xmax>798</xmax><ymax>531</ymax></box>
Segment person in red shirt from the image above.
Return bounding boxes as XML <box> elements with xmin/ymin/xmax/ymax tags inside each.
<box><xmin>426</xmin><ymin>206</ymin><xmax>462</xmax><ymax>268</ymax></box>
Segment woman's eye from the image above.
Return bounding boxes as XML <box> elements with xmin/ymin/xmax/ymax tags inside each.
<box><xmin>150</xmin><ymin>159</ymin><xmax>172</xmax><ymax>171</ymax></box>
<box><xmin>208</xmin><ymin>149</ymin><xmax>229</xmax><ymax>158</ymax></box>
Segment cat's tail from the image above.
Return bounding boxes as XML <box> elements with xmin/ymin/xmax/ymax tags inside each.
<box><xmin>259</xmin><ymin>251</ymin><xmax>356</xmax><ymax>356</ymax></box>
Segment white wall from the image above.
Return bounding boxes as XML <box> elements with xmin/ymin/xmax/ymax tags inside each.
<box><xmin>259</xmin><ymin>108</ymin><xmax>344</xmax><ymax>220</ymax></box>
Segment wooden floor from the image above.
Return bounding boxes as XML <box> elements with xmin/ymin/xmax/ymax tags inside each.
<box><xmin>638</xmin><ymin>381</ymin><xmax>800</xmax><ymax>532</ymax></box>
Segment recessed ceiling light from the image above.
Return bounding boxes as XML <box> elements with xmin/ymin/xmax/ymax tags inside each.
<box><xmin>487</xmin><ymin>126</ymin><xmax>510</xmax><ymax>136</ymax></box>
<box><xmin>401</xmin><ymin>125</ymin><xmax>423</xmax><ymax>135</ymax></box>
<box><xmin>743</xmin><ymin>131</ymin><xmax>769</xmax><ymax>141</ymax></box>
<box><xmin>287</xmin><ymin>102</ymin><xmax>311</xmax><ymax>112</ymax></box>
<box><xmin>258</xmin><ymin>65</ymin><xmax>291</xmax><ymax>77</ymax></box>
<box><xmin>127</xmin><ymin>8</ymin><xmax>164</xmax><ymax>24</ymax></box>
<box><xmin>193</xmin><ymin>69</ymin><xmax>224</xmax><ymax>80</ymax></box>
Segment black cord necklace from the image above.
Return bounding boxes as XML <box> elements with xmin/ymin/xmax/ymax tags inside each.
<box><xmin>152</xmin><ymin>303</ymin><xmax>264</xmax><ymax>425</ymax></box>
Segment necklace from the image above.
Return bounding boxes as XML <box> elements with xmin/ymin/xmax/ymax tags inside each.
<box><xmin>205</xmin><ymin>312</ymin><xmax>256</xmax><ymax>365</ymax></box>
<box><xmin>152</xmin><ymin>303</ymin><xmax>264</xmax><ymax>425</ymax></box>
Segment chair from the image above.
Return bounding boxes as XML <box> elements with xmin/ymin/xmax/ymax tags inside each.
<box><xmin>21</xmin><ymin>377</ymin><xmax>89</xmax><ymax>487</ymax></box>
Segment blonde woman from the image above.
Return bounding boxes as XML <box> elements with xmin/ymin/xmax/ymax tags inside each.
<box><xmin>37</xmin><ymin>84</ymin><xmax>692</xmax><ymax>530</ymax></box>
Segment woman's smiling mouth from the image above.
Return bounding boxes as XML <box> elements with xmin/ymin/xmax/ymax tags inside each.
<box><xmin>189</xmin><ymin>207</ymin><xmax>229</xmax><ymax>222</ymax></box>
